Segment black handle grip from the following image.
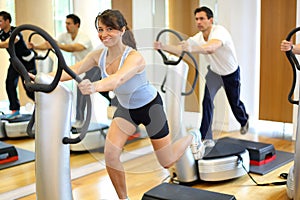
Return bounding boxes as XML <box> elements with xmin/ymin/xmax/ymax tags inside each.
<box><xmin>155</xmin><ymin>29</ymin><xmax>199</xmax><ymax>95</ymax></box>
<box><xmin>28</xmin><ymin>31</ymin><xmax>55</xmax><ymax>60</ymax></box>
<box><xmin>285</xmin><ymin>27</ymin><xmax>300</xmax><ymax>105</ymax></box>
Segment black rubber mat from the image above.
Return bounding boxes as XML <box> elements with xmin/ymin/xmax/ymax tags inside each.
<box><xmin>0</xmin><ymin>147</ymin><xmax>34</xmax><ymax>170</ymax></box>
<box><xmin>250</xmin><ymin>150</ymin><xmax>294</xmax><ymax>175</ymax></box>
<box><xmin>142</xmin><ymin>183</ymin><xmax>236</xmax><ymax>200</ymax></box>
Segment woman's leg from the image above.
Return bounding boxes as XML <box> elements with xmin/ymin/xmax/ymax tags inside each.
<box><xmin>104</xmin><ymin>117</ymin><xmax>136</xmax><ymax>199</ymax></box>
<box><xmin>151</xmin><ymin>134</ymin><xmax>193</xmax><ymax>168</ymax></box>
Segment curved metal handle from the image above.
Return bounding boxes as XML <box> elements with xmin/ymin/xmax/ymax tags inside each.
<box><xmin>156</xmin><ymin>29</ymin><xmax>185</xmax><ymax>65</ymax></box>
<box><xmin>28</xmin><ymin>31</ymin><xmax>55</xmax><ymax>60</ymax></box>
<box><xmin>155</xmin><ymin>29</ymin><xmax>199</xmax><ymax>96</ymax></box>
<box><xmin>8</xmin><ymin>25</ymin><xmax>63</xmax><ymax>93</ymax></box>
<box><xmin>62</xmin><ymin>95</ymin><xmax>92</xmax><ymax>144</ymax></box>
<box><xmin>285</xmin><ymin>27</ymin><xmax>300</xmax><ymax>105</ymax></box>
<box><xmin>8</xmin><ymin>24</ymin><xmax>92</xmax><ymax>144</ymax></box>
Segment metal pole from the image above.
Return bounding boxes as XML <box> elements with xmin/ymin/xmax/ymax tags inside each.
<box><xmin>165</xmin><ymin>59</ymin><xmax>198</xmax><ymax>183</ymax></box>
<box><xmin>35</xmin><ymin>74</ymin><xmax>73</xmax><ymax>200</ymax></box>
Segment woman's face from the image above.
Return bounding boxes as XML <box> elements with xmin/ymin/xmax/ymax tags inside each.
<box><xmin>97</xmin><ymin>20</ymin><xmax>122</xmax><ymax>47</ymax></box>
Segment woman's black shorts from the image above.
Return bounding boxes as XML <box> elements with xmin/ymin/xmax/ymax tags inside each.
<box><xmin>113</xmin><ymin>93</ymin><xmax>169</xmax><ymax>139</ymax></box>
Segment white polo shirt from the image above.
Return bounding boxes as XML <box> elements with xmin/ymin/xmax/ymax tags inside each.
<box><xmin>187</xmin><ymin>25</ymin><xmax>238</xmax><ymax>76</ymax></box>
<box><xmin>57</xmin><ymin>31</ymin><xmax>93</xmax><ymax>62</ymax></box>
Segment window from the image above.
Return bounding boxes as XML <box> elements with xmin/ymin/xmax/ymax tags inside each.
<box><xmin>53</xmin><ymin>0</ymin><xmax>74</xmax><ymax>65</ymax></box>
<box><xmin>0</xmin><ymin>0</ymin><xmax>15</xmax><ymax>24</ymax></box>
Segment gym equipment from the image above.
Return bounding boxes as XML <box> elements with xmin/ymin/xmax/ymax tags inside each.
<box><xmin>0</xmin><ymin>114</ymin><xmax>32</xmax><ymax>138</ymax></box>
<box><xmin>0</xmin><ymin>31</ymin><xmax>54</xmax><ymax>139</ymax></box>
<box><xmin>142</xmin><ymin>29</ymin><xmax>250</xmax><ymax>199</ymax></box>
<box><xmin>70</xmin><ymin>123</ymin><xmax>108</xmax><ymax>151</ymax></box>
<box><xmin>8</xmin><ymin>24</ymin><xmax>92</xmax><ymax>199</ymax></box>
<box><xmin>142</xmin><ymin>183</ymin><xmax>236</xmax><ymax>200</ymax></box>
<box><xmin>283</xmin><ymin>26</ymin><xmax>300</xmax><ymax>200</ymax></box>
<box><xmin>198</xmin><ymin>140</ymin><xmax>249</xmax><ymax>181</ymax></box>
<box><xmin>0</xmin><ymin>141</ymin><xmax>18</xmax><ymax>164</ymax></box>
<box><xmin>0</xmin><ymin>118</ymin><xmax>5</xmax><ymax>138</ymax></box>
<box><xmin>250</xmin><ymin>150</ymin><xmax>293</xmax><ymax>175</ymax></box>
<box><xmin>219</xmin><ymin>137</ymin><xmax>276</xmax><ymax>166</ymax></box>
<box><xmin>156</xmin><ymin>29</ymin><xmax>250</xmax><ymax>184</ymax></box>
<box><xmin>0</xmin><ymin>146</ymin><xmax>34</xmax><ymax>170</ymax></box>
<box><xmin>69</xmin><ymin>93</ymin><xmax>111</xmax><ymax>152</ymax></box>
<box><xmin>145</xmin><ymin>27</ymin><xmax>296</xmax><ymax>198</ymax></box>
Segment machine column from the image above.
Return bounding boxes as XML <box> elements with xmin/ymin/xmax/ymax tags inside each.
<box><xmin>35</xmin><ymin>74</ymin><xmax>73</xmax><ymax>200</ymax></box>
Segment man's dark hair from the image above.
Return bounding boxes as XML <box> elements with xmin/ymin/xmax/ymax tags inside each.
<box><xmin>66</xmin><ymin>14</ymin><xmax>81</xmax><ymax>27</ymax></box>
<box><xmin>194</xmin><ymin>6</ymin><xmax>214</xmax><ymax>19</ymax></box>
<box><xmin>0</xmin><ymin>11</ymin><xmax>12</xmax><ymax>23</ymax></box>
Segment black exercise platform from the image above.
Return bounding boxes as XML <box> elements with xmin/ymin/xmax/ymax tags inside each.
<box><xmin>218</xmin><ymin>137</ymin><xmax>276</xmax><ymax>166</ymax></box>
<box><xmin>142</xmin><ymin>183</ymin><xmax>236</xmax><ymax>200</ymax></box>
<box><xmin>1</xmin><ymin>114</ymin><xmax>32</xmax><ymax>123</ymax></box>
<box><xmin>71</xmin><ymin>122</ymin><xmax>109</xmax><ymax>134</ymax></box>
<box><xmin>0</xmin><ymin>141</ymin><xmax>18</xmax><ymax>164</ymax></box>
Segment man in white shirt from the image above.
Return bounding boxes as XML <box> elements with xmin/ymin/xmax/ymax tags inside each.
<box><xmin>154</xmin><ymin>6</ymin><xmax>249</xmax><ymax>149</ymax></box>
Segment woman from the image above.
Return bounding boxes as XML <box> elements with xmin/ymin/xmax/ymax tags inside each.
<box><xmin>57</xmin><ymin>9</ymin><xmax>202</xmax><ymax>200</ymax></box>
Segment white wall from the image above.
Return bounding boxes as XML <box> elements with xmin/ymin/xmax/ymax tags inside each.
<box><xmin>132</xmin><ymin>0</ymin><xmax>167</xmax><ymax>87</ymax></box>
<box><xmin>211</xmin><ymin>0</ymin><xmax>260</xmax><ymax>132</ymax></box>
<box><xmin>73</xmin><ymin>0</ymin><xmax>111</xmax><ymax>49</ymax></box>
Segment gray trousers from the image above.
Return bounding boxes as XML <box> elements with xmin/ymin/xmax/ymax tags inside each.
<box><xmin>200</xmin><ymin>66</ymin><xmax>248</xmax><ymax>140</ymax></box>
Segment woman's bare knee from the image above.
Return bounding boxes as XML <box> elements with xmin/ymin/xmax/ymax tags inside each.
<box><xmin>161</xmin><ymin>162</ymin><xmax>174</xmax><ymax>169</ymax></box>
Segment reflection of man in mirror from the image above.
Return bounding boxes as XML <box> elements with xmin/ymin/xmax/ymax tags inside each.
<box><xmin>0</xmin><ymin>11</ymin><xmax>36</xmax><ymax>119</ymax></box>
<box><xmin>29</xmin><ymin>14</ymin><xmax>101</xmax><ymax>128</ymax></box>
<box><xmin>154</xmin><ymin>6</ymin><xmax>249</xmax><ymax>146</ymax></box>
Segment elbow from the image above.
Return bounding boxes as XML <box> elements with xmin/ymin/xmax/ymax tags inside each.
<box><xmin>110</xmin><ymin>75</ymin><xmax>125</xmax><ymax>90</ymax></box>
<box><xmin>202</xmin><ymin>45</ymin><xmax>218</xmax><ymax>54</ymax></box>
<box><xmin>206</xmin><ymin>48</ymin><xmax>217</xmax><ymax>54</ymax></box>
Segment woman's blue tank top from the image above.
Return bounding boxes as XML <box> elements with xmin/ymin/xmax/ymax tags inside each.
<box><xmin>98</xmin><ymin>46</ymin><xmax>157</xmax><ymax>109</ymax></box>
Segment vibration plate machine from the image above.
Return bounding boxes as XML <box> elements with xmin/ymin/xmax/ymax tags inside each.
<box><xmin>8</xmin><ymin>24</ymin><xmax>93</xmax><ymax>199</ymax></box>
<box><xmin>283</xmin><ymin>26</ymin><xmax>300</xmax><ymax>200</ymax></box>
<box><xmin>143</xmin><ymin>29</ymin><xmax>250</xmax><ymax>200</ymax></box>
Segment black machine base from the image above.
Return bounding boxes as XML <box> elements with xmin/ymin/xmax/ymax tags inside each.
<box><xmin>0</xmin><ymin>141</ymin><xmax>18</xmax><ymax>164</ymax></box>
<box><xmin>219</xmin><ymin>137</ymin><xmax>276</xmax><ymax>165</ymax></box>
<box><xmin>142</xmin><ymin>183</ymin><xmax>236</xmax><ymax>200</ymax></box>
<box><xmin>71</xmin><ymin>122</ymin><xmax>109</xmax><ymax>134</ymax></box>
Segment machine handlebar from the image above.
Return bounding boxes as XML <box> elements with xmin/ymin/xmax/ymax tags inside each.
<box><xmin>8</xmin><ymin>24</ymin><xmax>91</xmax><ymax>144</ymax></box>
<box><xmin>285</xmin><ymin>27</ymin><xmax>300</xmax><ymax>105</ymax></box>
<box><xmin>155</xmin><ymin>29</ymin><xmax>199</xmax><ymax>96</ymax></box>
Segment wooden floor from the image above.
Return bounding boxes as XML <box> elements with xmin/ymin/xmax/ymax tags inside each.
<box><xmin>0</xmin><ymin>130</ymin><xmax>295</xmax><ymax>200</ymax></box>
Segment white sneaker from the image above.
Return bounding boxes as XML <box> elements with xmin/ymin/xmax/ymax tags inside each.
<box><xmin>240</xmin><ymin>120</ymin><xmax>249</xmax><ymax>135</ymax></box>
<box><xmin>188</xmin><ymin>129</ymin><xmax>205</xmax><ymax>160</ymax></box>
<box><xmin>72</xmin><ymin>120</ymin><xmax>84</xmax><ymax>128</ymax></box>
<box><xmin>203</xmin><ymin>139</ymin><xmax>215</xmax><ymax>148</ymax></box>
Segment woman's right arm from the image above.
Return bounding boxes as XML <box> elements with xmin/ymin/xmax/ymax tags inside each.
<box><xmin>49</xmin><ymin>49</ymin><xmax>102</xmax><ymax>81</ymax></box>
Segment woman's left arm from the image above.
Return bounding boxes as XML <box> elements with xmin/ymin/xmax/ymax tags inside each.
<box><xmin>79</xmin><ymin>50</ymin><xmax>145</xmax><ymax>94</ymax></box>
